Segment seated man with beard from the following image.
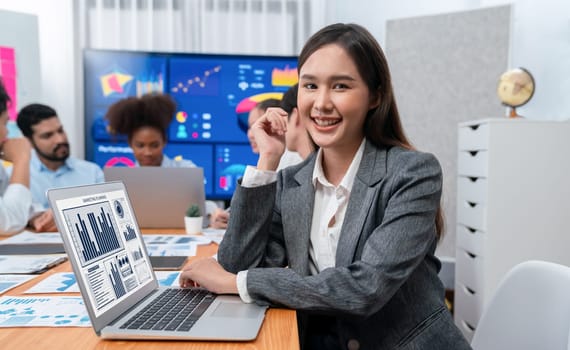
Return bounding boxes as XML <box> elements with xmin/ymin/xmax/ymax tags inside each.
<box><xmin>13</xmin><ymin>104</ymin><xmax>104</xmax><ymax>230</ymax></box>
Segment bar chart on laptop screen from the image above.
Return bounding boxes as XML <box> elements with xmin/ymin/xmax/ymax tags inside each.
<box><xmin>63</xmin><ymin>201</ymin><xmax>124</xmax><ymax>267</ymax></box>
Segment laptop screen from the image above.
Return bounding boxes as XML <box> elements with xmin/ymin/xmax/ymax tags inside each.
<box><xmin>51</xmin><ymin>184</ymin><xmax>156</xmax><ymax>319</ymax></box>
<box><xmin>103</xmin><ymin>167</ymin><xmax>206</xmax><ymax>229</ymax></box>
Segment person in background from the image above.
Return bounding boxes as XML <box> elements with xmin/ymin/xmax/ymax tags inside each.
<box><xmin>105</xmin><ymin>93</ymin><xmax>195</xmax><ymax>167</ymax></box>
<box><xmin>278</xmin><ymin>83</ymin><xmax>317</xmax><ymax>160</ymax></box>
<box><xmin>246</xmin><ymin>98</ymin><xmax>281</xmax><ymax>154</ymax></box>
<box><xmin>105</xmin><ymin>93</ymin><xmax>225</xmax><ymax>229</ymax></box>
<box><xmin>250</xmin><ymin>95</ymin><xmax>304</xmax><ymax>170</ymax></box>
<box><xmin>179</xmin><ymin>23</ymin><xmax>472</xmax><ymax>349</ymax></box>
<box><xmin>16</xmin><ymin>104</ymin><xmax>104</xmax><ymax>224</ymax></box>
<box><xmin>0</xmin><ymin>79</ymin><xmax>36</xmax><ymax>235</ymax></box>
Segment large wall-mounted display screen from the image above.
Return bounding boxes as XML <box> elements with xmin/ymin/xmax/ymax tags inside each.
<box><xmin>84</xmin><ymin>49</ymin><xmax>297</xmax><ymax>199</ymax></box>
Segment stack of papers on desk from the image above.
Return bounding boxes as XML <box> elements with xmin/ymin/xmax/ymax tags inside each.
<box><xmin>0</xmin><ymin>231</ymin><xmax>65</xmax><ymax>255</ymax></box>
<box><xmin>0</xmin><ymin>231</ymin><xmax>67</xmax><ymax>274</ymax></box>
<box><xmin>0</xmin><ymin>255</ymin><xmax>67</xmax><ymax>274</ymax></box>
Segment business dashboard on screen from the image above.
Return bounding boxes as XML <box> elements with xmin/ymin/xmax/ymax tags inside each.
<box><xmin>84</xmin><ymin>49</ymin><xmax>298</xmax><ymax>199</ymax></box>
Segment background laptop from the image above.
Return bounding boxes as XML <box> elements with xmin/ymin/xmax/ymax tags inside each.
<box><xmin>47</xmin><ymin>181</ymin><xmax>267</xmax><ymax>340</ymax></box>
<box><xmin>103</xmin><ymin>167</ymin><xmax>206</xmax><ymax>229</ymax></box>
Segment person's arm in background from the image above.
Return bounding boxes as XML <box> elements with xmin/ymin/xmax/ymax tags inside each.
<box><xmin>28</xmin><ymin>209</ymin><xmax>57</xmax><ymax>232</ymax></box>
<box><xmin>0</xmin><ymin>138</ymin><xmax>34</xmax><ymax>235</ymax></box>
<box><xmin>208</xmin><ymin>207</ymin><xmax>229</xmax><ymax>229</ymax></box>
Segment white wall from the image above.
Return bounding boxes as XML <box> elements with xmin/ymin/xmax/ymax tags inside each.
<box><xmin>327</xmin><ymin>0</ymin><xmax>570</xmax><ymax>122</ymax></box>
<box><xmin>0</xmin><ymin>10</ymin><xmax>41</xmax><ymax>114</ymax></box>
<box><xmin>0</xmin><ymin>0</ymin><xmax>82</xmax><ymax>157</ymax></box>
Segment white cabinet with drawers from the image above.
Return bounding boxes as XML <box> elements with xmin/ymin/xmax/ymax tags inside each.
<box><xmin>454</xmin><ymin>118</ymin><xmax>570</xmax><ymax>341</ymax></box>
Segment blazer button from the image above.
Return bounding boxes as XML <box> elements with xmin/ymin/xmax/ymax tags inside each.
<box><xmin>347</xmin><ymin>339</ymin><xmax>360</xmax><ymax>350</ymax></box>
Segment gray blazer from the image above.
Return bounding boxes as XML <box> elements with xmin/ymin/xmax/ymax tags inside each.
<box><xmin>218</xmin><ymin>140</ymin><xmax>471</xmax><ymax>349</ymax></box>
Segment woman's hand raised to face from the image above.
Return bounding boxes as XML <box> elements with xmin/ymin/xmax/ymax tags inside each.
<box><xmin>1</xmin><ymin>138</ymin><xmax>31</xmax><ymax>164</ymax></box>
<box><xmin>250</xmin><ymin>107</ymin><xmax>289</xmax><ymax>171</ymax></box>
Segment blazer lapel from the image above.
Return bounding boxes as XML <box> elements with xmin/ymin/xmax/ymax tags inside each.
<box><xmin>288</xmin><ymin>157</ymin><xmax>316</xmax><ymax>276</ymax></box>
<box><xmin>336</xmin><ymin>141</ymin><xmax>387</xmax><ymax>267</ymax></box>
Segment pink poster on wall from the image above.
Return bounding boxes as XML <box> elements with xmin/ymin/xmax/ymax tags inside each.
<box><xmin>0</xmin><ymin>46</ymin><xmax>17</xmax><ymax>121</ymax></box>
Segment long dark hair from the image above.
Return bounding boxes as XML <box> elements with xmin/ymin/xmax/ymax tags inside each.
<box><xmin>0</xmin><ymin>78</ymin><xmax>10</xmax><ymax>115</ymax></box>
<box><xmin>298</xmin><ymin>23</ymin><xmax>444</xmax><ymax>240</ymax></box>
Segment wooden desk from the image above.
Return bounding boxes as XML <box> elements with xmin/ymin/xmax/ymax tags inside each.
<box><xmin>0</xmin><ymin>231</ymin><xmax>299</xmax><ymax>350</ymax></box>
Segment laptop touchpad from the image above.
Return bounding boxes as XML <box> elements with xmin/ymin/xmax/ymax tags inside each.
<box><xmin>212</xmin><ymin>302</ymin><xmax>259</xmax><ymax>318</ymax></box>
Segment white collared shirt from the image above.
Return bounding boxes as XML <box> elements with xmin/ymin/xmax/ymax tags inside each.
<box><xmin>236</xmin><ymin>139</ymin><xmax>366</xmax><ymax>302</ymax></box>
<box><xmin>0</xmin><ymin>165</ymin><xmax>34</xmax><ymax>235</ymax></box>
<box><xmin>308</xmin><ymin>139</ymin><xmax>365</xmax><ymax>273</ymax></box>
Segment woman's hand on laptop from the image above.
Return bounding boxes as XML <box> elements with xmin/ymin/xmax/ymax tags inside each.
<box><xmin>179</xmin><ymin>257</ymin><xmax>238</xmax><ymax>294</ymax></box>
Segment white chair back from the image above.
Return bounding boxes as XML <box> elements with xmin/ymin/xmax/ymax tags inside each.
<box><xmin>471</xmin><ymin>260</ymin><xmax>570</xmax><ymax>350</ymax></box>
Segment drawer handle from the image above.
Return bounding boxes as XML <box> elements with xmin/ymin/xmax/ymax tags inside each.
<box><xmin>462</xmin><ymin>320</ymin><xmax>475</xmax><ymax>332</ymax></box>
<box><xmin>468</xmin><ymin>177</ymin><xmax>479</xmax><ymax>183</ymax></box>
<box><xmin>464</xmin><ymin>285</ymin><xmax>476</xmax><ymax>295</ymax></box>
<box><xmin>468</xmin><ymin>125</ymin><xmax>480</xmax><ymax>131</ymax></box>
<box><xmin>465</xmin><ymin>251</ymin><xmax>477</xmax><ymax>259</ymax></box>
<box><xmin>466</xmin><ymin>201</ymin><xmax>477</xmax><ymax>208</ymax></box>
<box><xmin>465</xmin><ymin>226</ymin><xmax>476</xmax><ymax>234</ymax></box>
<box><xmin>468</xmin><ymin>151</ymin><xmax>479</xmax><ymax>157</ymax></box>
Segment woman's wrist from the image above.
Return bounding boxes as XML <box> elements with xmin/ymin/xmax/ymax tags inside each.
<box><xmin>256</xmin><ymin>150</ymin><xmax>282</xmax><ymax>171</ymax></box>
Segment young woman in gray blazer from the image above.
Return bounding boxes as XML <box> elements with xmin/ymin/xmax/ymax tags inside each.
<box><xmin>180</xmin><ymin>23</ymin><xmax>472</xmax><ymax>350</ymax></box>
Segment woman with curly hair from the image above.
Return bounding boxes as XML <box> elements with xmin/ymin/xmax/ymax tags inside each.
<box><xmin>105</xmin><ymin>93</ymin><xmax>195</xmax><ymax>167</ymax></box>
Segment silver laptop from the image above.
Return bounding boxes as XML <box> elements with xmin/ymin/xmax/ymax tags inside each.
<box><xmin>103</xmin><ymin>167</ymin><xmax>205</xmax><ymax>229</ymax></box>
<box><xmin>47</xmin><ymin>181</ymin><xmax>267</xmax><ymax>340</ymax></box>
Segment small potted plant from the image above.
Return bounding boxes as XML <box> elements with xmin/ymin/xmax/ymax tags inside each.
<box><xmin>184</xmin><ymin>204</ymin><xmax>203</xmax><ymax>234</ymax></box>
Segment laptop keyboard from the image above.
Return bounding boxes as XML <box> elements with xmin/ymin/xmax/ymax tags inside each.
<box><xmin>120</xmin><ymin>288</ymin><xmax>215</xmax><ymax>332</ymax></box>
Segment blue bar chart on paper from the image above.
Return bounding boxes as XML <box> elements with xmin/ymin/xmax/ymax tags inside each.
<box><xmin>63</xmin><ymin>201</ymin><xmax>123</xmax><ymax>266</ymax></box>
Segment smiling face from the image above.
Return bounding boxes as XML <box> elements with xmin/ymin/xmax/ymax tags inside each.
<box><xmin>298</xmin><ymin>44</ymin><xmax>378</xmax><ymax>157</ymax></box>
<box><xmin>129</xmin><ymin>126</ymin><xmax>165</xmax><ymax>166</ymax></box>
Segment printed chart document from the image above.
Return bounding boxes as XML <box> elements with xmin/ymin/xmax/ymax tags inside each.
<box><xmin>142</xmin><ymin>234</ymin><xmax>210</xmax><ymax>256</ymax></box>
<box><xmin>155</xmin><ymin>271</ymin><xmax>181</xmax><ymax>287</ymax></box>
<box><xmin>0</xmin><ymin>255</ymin><xmax>67</xmax><ymax>274</ymax></box>
<box><xmin>0</xmin><ymin>231</ymin><xmax>63</xmax><ymax>244</ymax></box>
<box><xmin>24</xmin><ymin>272</ymin><xmax>80</xmax><ymax>294</ymax></box>
<box><xmin>0</xmin><ymin>275</ymin><xmax>37</xmax><ymax>294</ymax></box>
<box><xmin>0</xmin><ymin>296</ymin><xmax>91</xmax><ymax>327</ymax></box>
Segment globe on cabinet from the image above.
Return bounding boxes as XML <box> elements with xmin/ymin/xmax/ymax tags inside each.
<box><xmin>497</xmin><ymin>67</ymin><xmax>535</xmax><ymax>118</ymax></box>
